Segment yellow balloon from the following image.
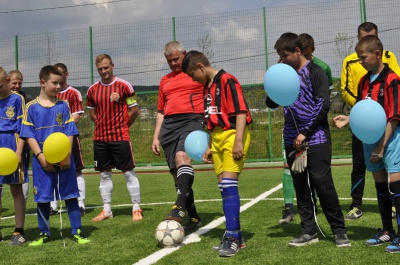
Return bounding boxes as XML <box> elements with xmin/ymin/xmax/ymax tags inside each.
<box><xmin>0</xmin><ymin>148</ymin><xmax>19</xmax><ymax>176</ymax></box>
<box><xmin>43</xmin><ymin>132</ymin><xmax>71</xmax><ymax>164</ymax></box>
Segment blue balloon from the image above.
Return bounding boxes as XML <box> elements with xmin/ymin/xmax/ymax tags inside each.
<box><xmin>184</xmin><ymin>130</ymin><xmax>210</xmax><ymax>161</ymax></box>
<box><xmin>349</xmin><ymin>99</ymin><xmax>386</xmax><ymax>144</ymax></box>
<box><xmin>264</xmin><ymin>63</ymin><xmax>300</xmax><ymax>106</ymax></box>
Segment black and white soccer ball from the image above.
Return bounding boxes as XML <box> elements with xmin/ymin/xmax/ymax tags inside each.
<box><xmin>155</xmin><ymin>220</ymin><xmax>185</xmax><ymax>247</ymax></box>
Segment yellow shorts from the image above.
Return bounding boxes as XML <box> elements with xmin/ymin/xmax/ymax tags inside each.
<box><xmin>211</xmin><ymin>126</ymin><xmax>251</xmax><ymax>176</ymax></box>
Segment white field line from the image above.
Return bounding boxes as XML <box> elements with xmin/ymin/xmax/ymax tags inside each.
<box><xmin>0</xmin><ymin>196</ymin><xmax>377</xmax><ymax>220</ymax></box>
<box><xmin>133</xmin><ymin>184</ymin><xmax>284</xmax><ymax>265</ymax></box>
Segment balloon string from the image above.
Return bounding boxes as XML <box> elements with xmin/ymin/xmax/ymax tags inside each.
<box><xmin>288</xmin><ymin>107</ymin><xmax>300</xmax><ymax>135</ymax></box>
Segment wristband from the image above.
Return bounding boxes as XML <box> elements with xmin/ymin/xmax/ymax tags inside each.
<box><xmin>36</xmin><ymin>151</ymin><xmax>43</xmax><ymax>159</ymax></box>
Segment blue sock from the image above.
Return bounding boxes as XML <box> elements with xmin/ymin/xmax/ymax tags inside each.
<box><xmin>37</xmin><ymin>203</ymin><xmax>51</xmax><ymax>235</ymax></box>
<box><xmin>65</xmin><ymin>198</ymin><xmax>81</xmax><ymax>235</ymax></box>
<box><xmin>221</xmin><ymin>178</ymin><xmax>241</xmax><ymax>239</ymax></box>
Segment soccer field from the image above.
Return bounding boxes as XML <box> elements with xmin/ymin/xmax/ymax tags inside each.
<box><xmin>0</xmin><ymin>163</ymin><xmax>398</xmax><ymax>264</ymax></box>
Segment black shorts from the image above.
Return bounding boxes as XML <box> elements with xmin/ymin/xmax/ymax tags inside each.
<box><xmin>72</xmin><ymin>136</ymin><xmax>84</xmax><ymax>171</ymax></box>
<box><xmin>160</xmin><ymin>114</ymin><xmax>204</xmax><ymax>171</ymax></box>
<box><xmin>93</xmin><ymin>141</ymin><xmax>135</xmax><ymax>171</ymax></box>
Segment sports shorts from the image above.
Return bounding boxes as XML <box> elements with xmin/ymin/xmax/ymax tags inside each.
<box><xmin>160</xmin><ymin>114</ymin><xmax>204</xmax><ymax>171</ymax></box>
<box><xmin>72</xmin><ymin>136</ymin><xmax>84</xmax><ymax>171</ymax></box>
<box><xmin>93</xmin><ymin>141</ymin><xmax>135</xmax><ymax>171</ymax></box>
<box><xmin>31</xmin><ymin>154</ymin><xmax>79</xmax><ymax>203</ymax></box>
<box><xmin>364</xmin><ymin>126</ymin><xmax>400</xmax><ymax>173</ymax></box>
<box><xmin>210</xmin><ymin>126</ymin><xmax>251</xmax><ymax>176</ymax></box>
<box><xmin>0</xmin><ymin>132</ymin><xmax>28</xmax><ymax>184</ymax></box>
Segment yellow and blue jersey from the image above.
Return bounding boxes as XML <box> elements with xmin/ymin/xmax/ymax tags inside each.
<box><xmin>20</xmin><ymin>98</ymin><xmax>78</xmax><ymax>147</ymax></box>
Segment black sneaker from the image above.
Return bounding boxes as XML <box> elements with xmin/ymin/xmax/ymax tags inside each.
<box><xmin>50</xmin><ymin>208</ymin><xmax>59</xmax><ymax>216</ymax></box>
<box><xmin>184</xmin><ymin>218</ymin><xmax>202</xmax><ymax>233</ymax></box>
<box><xmin>334</xmin><ymin>233</ymin><xmax>351</xmax><ymax>247</ymax></box>
<box><xmin>219</xmin><ymin>237</ymin><xmax>240</xmax><ymax>257</ymax></box>
<box><xmin>289</xmin><ymin>233</ymin><xmax>319</xmax><ymax>247</ymax></box>
<box><xmin>8</xmin><ymin>232</ymin><xmax>26</xmax><ymax>246</ymax></box>
<box><xmin>278</xmin><ymin>209</ymin><xmax>294</xmax><ymax>225</ymax></box>
<box><xmin>165</xmin><ymin>205</ymin><xmax>186</xmax><ymax>223</ymax></box>
<box><xmin>365</xmin><ymin>228</ymin><xmax>395</xmax><ymax>246</ymax></box>
<box><xmin>212</xmin><ymin>236</ymin><xmax>246</xmax><ymax>251</ymax></box>
<box><xmin>80</xmin><ymin>207</ymin><xmax>86</xmax><ymax>217</ymax></box>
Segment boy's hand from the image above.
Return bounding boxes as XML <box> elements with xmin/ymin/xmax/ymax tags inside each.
<box><xmin>333</xmin><ymin>115</ymin><xmax>349</xmax><ymax>129</ymax></box>
<box><xmin>232</xmin><ymin>139</ymin><xmax>244</xmax><ymax>160</ymax></box>
<box><xmin>370</xmin><ymin>145</ymin><xmax>384</xmax><ymax>163</ymax></box>
<box><xmin>39</xmin><ymin>154</ymin><xmax>56</xmax><ymax>172</ymax></box>
<box><xmin>59</xmin><ymin>154</ymin><xmax>71</xmax><ymax>170</ymax></box>
<box><xmin>202</xmin><ymin>147</ymin><xmax>213</xmax><ymax>164</ymax></box>
<box><xmin>293</xmin><ymin>134</ymin><xmax>306</xmax><ymax>150</ymax></box>
<box><xmin>152</xmin><ymin>138</ymin><xmax>160</xmax><ymax>156</ymax></box>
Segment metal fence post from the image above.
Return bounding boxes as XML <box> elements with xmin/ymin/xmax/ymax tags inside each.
<box><xmin>14</xmin><ymin>35</ymin><xmax>18</xmax><ymax>70</ymax></box>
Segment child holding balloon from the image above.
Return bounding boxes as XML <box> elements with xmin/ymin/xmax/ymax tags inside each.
<box><xmin>0</xmin><ymin>66</ymin><xmax>28</xmax><ymax>246</ymax></box>
<box><xmin>20</xmin><ymin>65</ymin><xmax>90</xmax><ymax>246</ymax></box>
<box><xmin>333</xmin><ymin>35</ymin><xmax>400</xmax><ymax>253</ymax></box>
<box><xmin>182</xmin><ymin>50</ymin><xmax>252</xmax><ymax>257</ymax></box>
<box><xmin>265</xmin><ymin>32</ymin><xmax>350</xmax><ymax>248</ymax></box>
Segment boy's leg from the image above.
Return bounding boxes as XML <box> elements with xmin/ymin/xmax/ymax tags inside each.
<box><xmin>280</xmin><ymin>167</ymin><xmax>295</xmax><ymax>224</ymax></box>
<box><xmin>76</xmin><ymin>172</ymin><xmax>86</xmax><ymax>212</ymax></box>
<box><xmin>386</xmin><ymin>177</ymin><xmax>400</xmax><ymax>252</ymax></box>
<box><xmin>10</xmin><ymin>184</ymin><xmax>25</xmax><ymax>233</ymax></box>
<box><xmin>65</xmin><ymin>198</ymin><xmax>90</xmax><ymax>244</ymax></box>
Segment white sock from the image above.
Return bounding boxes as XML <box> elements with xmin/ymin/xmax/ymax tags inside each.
<box><xmin>22</xmin><ymin>182</ymin><xmax>29</xmax><ymax>202</ymax></box>
<box><xmin>123</xmin><ymin>170</ymin><xmax>141</xmax><ymax>206</ymax></box>
<box><xmin>104</xmin><ymin>203</ymin><xmax>112</xmax><ymax>213</ymax></box>
<box><xmin>99</xmin><ymin>171</ymin><xmax>113</xmax><ymax>212</ymax></box>
<box><xmin>51</xmin><ymin>190</ymin><xmax>58</xmax><ymax>210</ymax></box>
<box><xmin>77</xmin><ymin>174</ymin><xmax>86</xmax><ymax>209</ymax></box>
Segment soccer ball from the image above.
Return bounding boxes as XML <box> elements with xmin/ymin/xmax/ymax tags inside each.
<box><xmin>155</xmin><ymin>220</ymin><xmax>185</xmax><ymax>247</ymax></box>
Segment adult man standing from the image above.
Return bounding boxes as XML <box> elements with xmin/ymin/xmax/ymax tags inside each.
<box><xmin>340</xmin><ymin>22</ymin><xmax>400</xmax><ymax>220</ymax></box>
<box><xmin>152</xmin><ymin>41</ymin><xmax>204</xmax><ymax>232</ymax></box>
<box><xmin>87</xmin><ymin>54</ymin><xmax>142</xmax><ymax>222</ymax></box>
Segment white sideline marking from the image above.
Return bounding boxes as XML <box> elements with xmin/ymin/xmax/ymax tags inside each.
<box><xmin>132</xmin><ymin>183</ymin><xmax>283</xmax><ymax>265</ymax></box>
<box><xmin>0</xmin><ymin>197</ymin><xmax>378</xmax><ymax>220</ymax></box>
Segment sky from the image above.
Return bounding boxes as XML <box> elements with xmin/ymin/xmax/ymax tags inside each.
<box><xmin>0</xmin><ymin>0</ymin><xmax>321</xmax><ymax>38</ymax></box>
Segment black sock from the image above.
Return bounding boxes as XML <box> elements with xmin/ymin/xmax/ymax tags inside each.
<box><xmin>389</xmin><ymin>181</ymin><xmax>400</xmax><ymax>235</ymax></box>
<box><xmin>375</xmin><ymin>182</ymin><xmax>394</xmax><ymax>233</ymax></box>
<box><xmin>14</xmin><ymin>227</ymin><xmax>24</xmax><ymax>235</ymax></box>
<box><xmin>175</xmin><ymin>165</ymin><xmax>194</xmax><ymax>209</ymax></box>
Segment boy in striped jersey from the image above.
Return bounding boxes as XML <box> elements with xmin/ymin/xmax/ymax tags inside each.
<box><xmin>87</xmin><ymin>54</ymin><xmax>142</xmax><ymax>222</ymax></box>
<box><xmin>182</xmin><ymin>50</ymin><xmax>252</xmax><ymax>257</ymax></box>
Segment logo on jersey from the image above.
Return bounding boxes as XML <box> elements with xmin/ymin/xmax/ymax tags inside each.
<box><xmin>33</xmin><ymin>186</ymin><xmax>38</xmax><ymax>195</ymax></box>
<box><xmin>56</xmin><ymin>113</ymin><xmax>63</xmax><ymax>125</ymax></box>
<box><xmin>205</xmin><ymin>94</ymin><xmax>222</xmax><ymax>115</ymax></box>
<box><xmin>6</xmin><ymin>106</ymin><xmax>15</xmax><ymax>118</ymax></box>
<box><xmin>110</xmin><ymin>93</ymin><xmax>120</xmax><ymax>102</ymax></box>
<box><xmin>379</xmin><ymin>87</ymin><xmax>384</xmax><ymax>97</ymax></box>
<box><xmin>216</xmin><ymin>87</ymin><xmax>220</xmax><ymax>96</ymax></box>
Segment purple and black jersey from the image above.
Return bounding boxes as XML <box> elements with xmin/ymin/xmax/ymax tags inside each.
<box><xmin>267</xmin><ymin>61</ymin><xmax>331</xmax><ymax>146</ymax></box>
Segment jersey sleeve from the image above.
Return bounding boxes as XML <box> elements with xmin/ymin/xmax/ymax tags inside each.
<box><xmin>157</xmin><ymin>77</ymin><xmax>167</xmax><ymax>112</ymax></box>
<box><xmin>63</xmin><ymin>102</ymin><xmax>79</xmax><ymax>136</ymax></box>
<box><xmin>340</xmin><ymin>56</ymin><xmax>357</xmax><ymax>107</ymax></box>
<box><xmin>20</xmin><ymin>104</ymin><xmax>36</xmax><ymax>140</ymax></box>
<box><xmin>387</xmin><ymin>51</ymin><xmax>400</xmax><ymax>78</ymax></box>
<box><xmin>86</xmin><ymin>86</ymin><xmax>95</xmax><ymax>110</ymax></box>
<box><xmin>225</xmin><ymin>77</ymin><xmax>248</xmax><ymax>116</ymax></box>
<box><xmin>69</xmin><ymin>90</ymin><xmax>84</xmax><ymax>115</ymax></box>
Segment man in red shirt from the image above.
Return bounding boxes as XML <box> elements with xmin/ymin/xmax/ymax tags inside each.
<box><xmin>87</xmin><ymin>54</ymin><xmax>142</xmax><ymax>222</ymax></box>
<box><xmin>49</xmin><ymin>63</ymin><xmax>86</xmax><ymax>217</ymax></box>
<box><xmin>152</xmin><ymin>41</ymin><xmax>203</xmax><ymax>232</ymax></box>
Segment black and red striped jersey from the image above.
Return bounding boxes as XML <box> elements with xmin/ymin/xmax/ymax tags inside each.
<box><xmin>86</xmin><ymin>77</ymin><xmax>136</xmax><ymax>142</ymax></box>
<box><xmin>357</xmin><ymin>65</ymin><xmax>400</xmax><ymax>122</ymax></box>
<box><xmin>205</xmin><ymin>69</ymin><xmax>252</xmax><ymax>131</ymax></box>
<box><xmin>57</xmin><ymin>86</ymin><xmax>84</xmax><ymax>116</ymax></box>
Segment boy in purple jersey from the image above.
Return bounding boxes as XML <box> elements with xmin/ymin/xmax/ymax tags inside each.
<box><xmin>20</xmin><ymin>65</ymin><xmax>90</xmax><ymax>246</ymax></box>
<box><xmin>266</xmin><ymin>32</ymin><xmax>350</xmax><ymax>248</ymax></box>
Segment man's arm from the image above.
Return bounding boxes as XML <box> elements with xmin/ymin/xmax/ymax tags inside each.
<box><xmin>152</xmin><ymin>112</ymin><xmax>164</xmax><ymax>156</ymax></box>
<box><xmin>340</xmin><ymin>56</ymin><xmax>357</xmax><ymax>107</ymax></box>
<box><xmin>127</xmin><ymin>106</ymin><xmax>139</xmax><ymax>127</ymax></box>
<box><xmin>88</xmin><ymin>108</ymin><xmax>96</xmax><ymax>123</ymax></box>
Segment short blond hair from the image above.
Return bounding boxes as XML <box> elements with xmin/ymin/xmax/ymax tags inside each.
<box><xmin>96</xmin><ymin>54</ymin><xmax>113</xmax><ymax>65</ymax></box>
<box><xmin>8</xmin><ymin>70</ymin><xmax>23</xmax><ymax>80</ymax></box>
